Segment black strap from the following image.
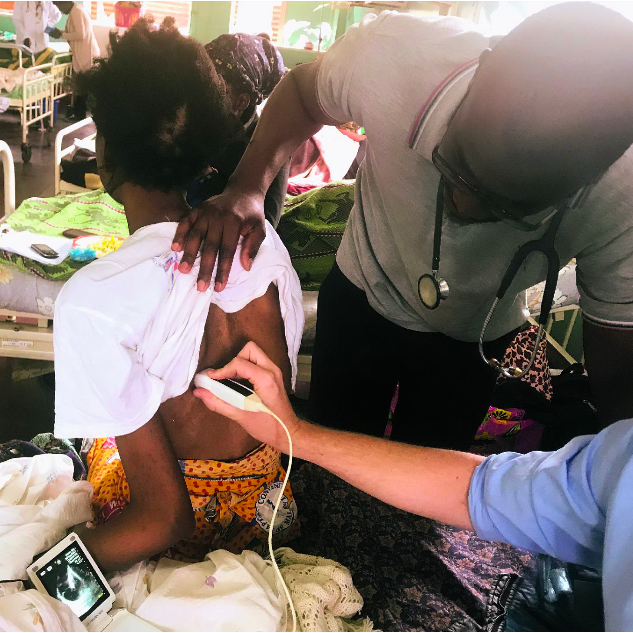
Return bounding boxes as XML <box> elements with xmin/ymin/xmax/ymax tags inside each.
<box><xmin>496</xmin><ymin>209</ymin><xmax>566</xmax><ymax>307</ymax></box>
<box><xmin>432</xmin><ymin>178</ymin><xmax>445</xmax><ymax>272</ymax></box>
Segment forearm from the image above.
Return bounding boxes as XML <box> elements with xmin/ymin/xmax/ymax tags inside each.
<box><xmin>77</xmin><ymin>503</ymin><xmax>192</xmax><ymax>572</ymax></box>
<box><xmin>63</xmin><ymin>27</ymin><xmax>85</xmax><ymax>42</ymax></box>
<box><xmin>296</xmin><ymin>423</ymin><xmax>483</xmax><ymax>529</ymax></box>
<box><xmin>263</xmin><ymin>161</ymin><xmax>290</xmax><ymax>227</ymax></box>
<box><xmin>226</xmin><ymin>63</ymin><xmax>337</xmax><ymax>197</ymax></box>
<box><xmin>77</xmin><ymin>418</ymin><xmax>195</xmax><ymax>572</ymax></box>
<box><xmin>63</xmin><ymin>32</ymin><xmax>84</xmax><ymax>42</ymax></box>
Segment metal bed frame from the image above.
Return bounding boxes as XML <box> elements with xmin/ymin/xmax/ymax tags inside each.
<box><xmin>54</xmin><ymin>116</ymin><xmax>95</xmax><ymax>195</ymax></box>
<box><xmin>0</xmin><ymin>43</ymin><xmax>73</xmax><ymax>163</ymax></box>
<box><xmin>0</xmin><ymin>139</ymin><xmax>54</xmax><ymax>360</ymax></box>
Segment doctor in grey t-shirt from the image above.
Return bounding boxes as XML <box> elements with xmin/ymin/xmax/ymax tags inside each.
<box><xmin>174</xmin><ymin>3</ymin><xmax>633</xmax><ymax>449</ymax></box>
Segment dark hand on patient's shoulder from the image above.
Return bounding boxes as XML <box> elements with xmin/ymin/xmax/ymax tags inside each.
<box><xmin>172</xmin><ymin>188</ymin><xmax>266</xmax><ymax>293</ymax></box>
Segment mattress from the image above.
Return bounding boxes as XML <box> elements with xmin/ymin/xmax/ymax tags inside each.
<box><xmin>0</xmin><ymin>263</ymin><xmax>62</xmax><ymax>316</ymax></box>
<box><xmin>0</xmin><ymin>66</ymin><xmax>52</xmax><ymax>100</ymax></box>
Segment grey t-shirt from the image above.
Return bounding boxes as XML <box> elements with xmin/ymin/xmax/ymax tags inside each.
<box><xmin>316</xmin><ymin>12</ymin><xmax>633</xmax><ymax>342</ymax></box>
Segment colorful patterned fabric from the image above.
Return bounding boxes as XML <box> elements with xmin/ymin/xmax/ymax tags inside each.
<box><xmin>1</xmin><ymin>184</ymin><xmax>355</xmax><ymax>291</ymax></box>
<box><xmin>0</xmin><ymin>189</ymin><xmax>128</xmax><ymax>281</ymax></box>
<box><xmin>278</xmin><ymin>182</ymin><xmax>354</xmax><ymax>291</ymax></box>
<box><xmin>496</xmin><ymin>325</ymin><xmax>553</xmax><ymax>401</ymax></box>
<box><xmin>86</xmin><ymin>438</ymin><xmax>298</xmax><ymax>563</ymax></box>
<box><xmin>205</xmin><ymin>34</ymin><xmax>284</xmax><ymax>114</ymax></box>
<box><xmin>473</xmin><ymin>325</ymin><xmax>551</xmax><ymax>454</ymax></box>
<box><xmin>475</xmin><ymin>407</ymin><xmax>544</xmax><ymax>454</ymax></box>
<box><xmin>0</xmin><ymin>47</ymin><xmax>55</xmax><ymax>70</ymax></box>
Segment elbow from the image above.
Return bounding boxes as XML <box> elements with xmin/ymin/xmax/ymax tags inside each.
<box><xmin>158</xmin><ymin>501</ymin><xmax>195</xmax><ymax>546</ymax></box>
<box><xmin>173</xmin><ymin>504</ymin><xmax>196</xmax><ymax>542</ymax></box>
<box><xmin>133</xmin><ymin>500</ymin><xmax>195</xmax><ymax>553</ymax></box>
<box><xmin>288</xmin><ymin>65</ymin><xmax>328</xmax><ymax>129</ymax></box>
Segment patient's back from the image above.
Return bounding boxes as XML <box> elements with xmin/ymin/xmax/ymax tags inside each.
<box><xmin>54</xmin><ymin>222</ymin><xmax>301</xmax><ymax>452</ymax></box>
<box><xmin>157</xmin><ymin>284</ymin><xmax>291</xmax><ymax>461</ymax></box>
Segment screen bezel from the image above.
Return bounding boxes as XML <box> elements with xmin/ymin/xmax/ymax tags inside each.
<box><xmin>27</xmin><ymin>533</ymin><xmax>114</xmax><ymax>623</ymax></box>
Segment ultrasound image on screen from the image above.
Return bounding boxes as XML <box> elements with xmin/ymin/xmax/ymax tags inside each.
<box><xmin>36</xmin><ymin>542</ymin><xmax>109</xmax><ymax>619</ymax></box>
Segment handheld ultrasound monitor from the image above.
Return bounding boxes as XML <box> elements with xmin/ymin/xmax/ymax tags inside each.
<box><xmin>27</xmin><ymin>533</ymin><xmax>114</xmax><ymax>630</ymax></box>
<box><xmin>28</xmin><ymin>533</ymin><xmax>161</xmax><ymax>632</ymax></box>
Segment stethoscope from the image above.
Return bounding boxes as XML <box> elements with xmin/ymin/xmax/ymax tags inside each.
<box><xmin>417</xmin><ymin>179</ymin><xmax>449</xmax><ymax>310</ymax></box>
<box><xmin>419</xmin><ymin>173</ymin><xmax>594</xmax><ymax>379</ymax></box>
<box><xmin>412</xmin><ymin>59</ymin><xmax>596</xmax><ymax>378</ymax></box>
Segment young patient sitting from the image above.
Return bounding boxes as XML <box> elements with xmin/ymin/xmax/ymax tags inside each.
<box><xmin>53</xmin><ymin>19</ymin><xmax>303</xmax><ymax>571</ymax></box>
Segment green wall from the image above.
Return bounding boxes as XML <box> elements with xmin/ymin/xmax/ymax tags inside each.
<box><xmin>0</xmin><ymin>9</ymin><xmax>68</xmax><ymax>39</ymax></box>
<box><xmin>1</xmin><ymin>1</ymin><xmax>324</xmax><ymax>67</ymax></box>
<box><xmin>0</xmin><ymin>0</ymin><xmax>452</xmax><ymax>66</ymax></box>
<box><xmin>276</xmin><ymin>45</ymin><xmax>321</xmax><ymax>68</ymax></box>
<box><xmin>284</xmin><ymin>1</ymin><xmax>328</xmax><ymax>25</ymax></box>
<box><xmin>189</xmin><ymin>1</ymin><xmax>232</xmax><ymax>45</ymax></box>
<box><xmin>0</xmin><ymin>15</ymin><xmax>14</xmax><ymax>33</ymax></box>
<box><xmin>281</xmin><ymin>1</ymin><xmax>337</xmax><ymax>50</ymax></box>
<box><xmin>187</xmin><ymin>1</ymin><xmax>325</xmax><ymax>67</ymax></box>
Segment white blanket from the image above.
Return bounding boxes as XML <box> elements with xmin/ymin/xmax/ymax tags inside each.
<box><xmin>0</xmin><ymin>455</ymin><xmax>369</xmax><ymax>632</ymax></box>
<box><xmin>0</xmin><ymin>67</ymin><xmax>48</xmax><ymax>94</ymax></box>
<box><xmin>0</xmin><ymin>67</ymin><xmax>26</xmax><ymax>93</ymax></box>
<box><xmin>0</xmin><ymin>583</ymin><xmax>86</xmax><ymax>632</ymax></box>
<box><xmin>119</xmin><ymin>551</ymin><xmax>285</xmax><ymax>632</ymax></box>
<box><xmin>0</xmin><ymin>455</ymin><xmax>93</xmax><ymax>580</ymax></box>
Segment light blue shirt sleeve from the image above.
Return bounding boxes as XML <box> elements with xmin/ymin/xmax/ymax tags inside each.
<box><xmin>468</xmin><ymin>418</ymin><xmax>633</xmax><ymax>630</ymax></box>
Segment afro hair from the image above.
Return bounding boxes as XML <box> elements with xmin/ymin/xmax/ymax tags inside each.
<box><xmin>76</xmin><ymin>18</ymin><xmax>240</xmax><ymax>192</ymax></box>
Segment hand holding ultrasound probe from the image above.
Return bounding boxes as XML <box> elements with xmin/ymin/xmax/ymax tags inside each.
<box><xmin>194</xmin><ymin>341</ymin><xmax>302</xmax><ymax>453</ymax></box>
<box><xmin>194</xmin><ymin>344</ymin><xmax>302</xmax><ymax>632</ymax></box>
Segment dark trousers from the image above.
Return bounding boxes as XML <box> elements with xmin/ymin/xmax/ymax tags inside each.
<box><xmin>73</xmin><ymin>95</ymin><xmax>88</xmax><ymax>120</ymax></box>
<box><xmin>308</xmin><ymin>264</ymin><xmax>520</xmax><ymax>449</ymax></box>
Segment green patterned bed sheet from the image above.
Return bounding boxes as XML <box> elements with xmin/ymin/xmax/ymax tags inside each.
<box><xmin>0</xmin><ymin>183</ymin><xmax>354</xmax><ymax>289</ymax></box>
<box><xmin>0</xmin><ymin>189</ymin><xmax>128</xmax><ymax>281</ymax></box>
<box><xmin>277</xmin><ymin>182</ymin><xmax>354</xmax><ymax>291</ymax></box>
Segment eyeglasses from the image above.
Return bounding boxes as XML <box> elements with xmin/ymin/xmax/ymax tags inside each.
<box><xmin>431</xmin><ymin>145</ymin><xmax>561</xmax><ymax>233</ymax></box>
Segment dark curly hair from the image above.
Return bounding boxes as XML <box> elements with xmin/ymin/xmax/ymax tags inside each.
<box><xmin>75</xmin><ymin>18</ymin><xmax>239</xmax><ymax>192</ymax></box>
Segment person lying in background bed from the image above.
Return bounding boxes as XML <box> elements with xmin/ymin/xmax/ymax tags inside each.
<box><xmin>52</xmin><ymin>18</ymin><xmax>304</xmax><ymax>572</ymax></box>
<box><xmin>186</xmin><ymin>33</ymin><xmax>289</xmax><ymax>228</ymax></box>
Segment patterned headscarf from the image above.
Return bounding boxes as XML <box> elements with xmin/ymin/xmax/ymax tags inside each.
<box><xmin>205</xmin><ymin>33</ymin><xmax>285</xmax><ymax>120</ymax></box>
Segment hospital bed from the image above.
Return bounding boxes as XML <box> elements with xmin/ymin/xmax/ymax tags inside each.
<box><xmin>0</xmin><ymin>43</ymin><xmax>73</xmax><ymax>163</ymax></box>
<box><xmin>54</xmin><ymin>116</ymin><xmax>96</xmax><ymax>195</ymax></box>
<box><xmin>0</xmin><ymin>138</ymin><xmax>580</xmax><ymax>391</ymax></box>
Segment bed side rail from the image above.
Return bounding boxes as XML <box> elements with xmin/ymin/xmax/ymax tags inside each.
<box><xmin>0</xmin><ymin>140</ymin><xmax>16</xmax><ymax>220</ymax></box>
<box><xmin>54</xmin><ymin>117</ymin><xmax>95</xmax><ymax>195</ymax></box>
<box><xmin>51</xmin><ymin>52</ymin><xmax>73</xmax><ymax>101</ymax></box>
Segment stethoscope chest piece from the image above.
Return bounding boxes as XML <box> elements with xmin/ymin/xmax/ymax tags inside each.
<box><xmin>418</xmin><ymin>272</ymin><xmax>449</xmax><ymax>310</ymax></box>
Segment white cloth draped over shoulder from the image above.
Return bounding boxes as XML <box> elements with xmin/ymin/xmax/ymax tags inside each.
<box><xmin>54</xmin><ymin>221</ymin><xmax>304</xmax><ymax>440</ymax></box>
